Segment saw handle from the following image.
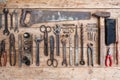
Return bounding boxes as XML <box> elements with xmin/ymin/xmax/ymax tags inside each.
<box><xmin>20</xmin><ymin>9</ymin><xmax>31</xmax><ymax>27</ymax></box>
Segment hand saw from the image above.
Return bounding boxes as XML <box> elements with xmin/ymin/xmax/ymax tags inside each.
<box><xmin>20</xmin><ymin>9</ymin><xmax>91</xmax><ymax>27</ymax></box>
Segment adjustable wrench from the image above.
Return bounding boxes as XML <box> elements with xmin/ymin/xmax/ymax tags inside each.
<box><xmin>3</xmin><ymin>8</ymin><xmax>10</xmax><ymax>36</ymax></box>
<box><xmin>61</xmin><ymin>37</ymin><xmax>67</xmax><ymax>66</ymax></box>
<box><xmin>34</xmin><ymin>35</ymin><xmax>43</xmax><ymax>66</ymax></box>
<box><xmin>80</xmin><ymin>24</ymin><xmax>85</xmax><ymax>65</ymax></box>
<box><xmin>13</xmin><ymin>10</ymin><xmax>19</xmax><ymax>32</ymax></box>
<box><xmin>53</xmin><ymin>25</ymin><xmax>61</xmax><ymax>56</ymax></box>
<box><xmin>74</xmin><ymin>26</ymin><xmax>79</xmax><ymax>66</ymax></box>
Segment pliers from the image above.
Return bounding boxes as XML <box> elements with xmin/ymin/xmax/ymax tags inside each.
<box><xmin>0</xmin><ymin>40</ymin><xmax>7</xmax><ymax>66</ymax></box>
<box><xmin>87</xmin><ymin>43</ymin><xmax>94</xmax><ymax>66</ymax></box>
<box><xmin>105</xmin><ymin>48</ymin><xmax>112</xmax><ymax>67</ymax></box>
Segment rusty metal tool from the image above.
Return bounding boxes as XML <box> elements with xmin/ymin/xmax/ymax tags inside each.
<box><xmin>53</xmin><ymin>25</ymin><xmax>61</xmax><ymax>56</ymax></box>
<box><xmin>20</xmin><ymin>9</ymin><xmax>91</xmax><ymax>27</ymax></box>
<box><xmin>92</xmin><ymin>12</ymin><xmax>110</xmax><ymax>65</ymax></box>
<box><xmin>18</xmin><ymin>34</ymin><xmax>22</xmax><ymax>67</ymax></box>
<box><xmin>13</xmin><ymin>10</ymin><xmax>19</xmax><ymax>32</ymax></box>
<box><xmin>69</xmin><ymin>28</ymin><xmax>74</xmax><ymax>66</ymax></box>
<box><xmin>0</xmin><ymin>14</ymin><xmax>2</xmax><ymax>29</ymax></box>
<box><xmin>47</xmin><ymin>35</ymin><xmax>58</xmax><ymax>67</ymax></box>
<box><xmin>61</xmin><ymin>35</ymin><xmax>68</xmax><ymax>67</ymax></box>
<box><xmin>87</xmin><ymin>43</ymin><xmax>94</xmax><ymax>66</ymax></box>
<box><xmin>9</xmin><ymin>33</ymin><xmax>16</xmax><ymax>66</ymax></box>
<box><xmin>23</xmin><ymin>32</ymin><xmax>33</xmax><ymax>66</ymax></box>
<box><xmin>116</xmin><ymin>19</ymin><xmax>119</xmax><ymax>65</ymax></box>
<box><xmin>80</xmin><ymin>23</ymin><xmax>85</xmax><ymax>65</ymax></box>
<box><xmin>74</xmin><ymin>25</ymin><xmax>79</xmax><ymax>66</ymax></box>
<box><xmin>40</xmin><ymin>25</ymin><xmax>51</xmax><ymax>56</ymax></box>
<box><xmin>0</xmin><ymin>40</ymin><xmax>7</xmax><ymax>67</ymax></box>
<box><xmin>3</xmin><ymin>8</ymin><xmax>10</xmax><ymax>36</ymax></box>
<box><xmin>9</xmin><ymin>12</ymin><xmax>14</xmax><ymax>30</ymax></box>
<box><xmin>34</xmin><ymin>35</ymin><xmax>43</xmax><ymax>66</ymax></box>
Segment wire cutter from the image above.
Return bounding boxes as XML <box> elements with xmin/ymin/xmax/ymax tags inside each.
<box><xmin>105</xmin><ymin>48</ymin><xmax>112</xmax><ymax>67</ymax></box>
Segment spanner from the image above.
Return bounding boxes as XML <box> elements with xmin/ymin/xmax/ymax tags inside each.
<box><xmin>61</xmin><ymin>36</ymin><xmax>67</xmax><ymax>66</ymax></box>
<box><xmin>0</xmin><ymin>14</ymin><xmax>2</xmax><ymax>29</ymax></box>
<box><xmin>53</xmin><ymin>24</ymin><xmax>61</xmax><ymax>56</ymax></box>
<box><xmin>3</xmin><ymin>8</ymin><xmax>10</xmax><ymax>36</ymax></box>
<box><xmin>80</xmin><ymin>24</ymin><xmax>85</xmax><ymax>65</ymax></box>
<box><xmin>13</xmin><ymin>10</ymin><xmax>19</xmax><ymax>32</ymax></box>
<box><xmin>74</xmin><ymin>25</ymin><xmax>79</xmax><ymax>66</ymax></box>
<box><xmin>9</xmin><ymin>12</ymin><xmax>14</xmax><ymax>30</ymax></box>
<box><xmin>34</xmin><ymin>35</ymin><xmax>43</xmax><ymax>66</ymax></box>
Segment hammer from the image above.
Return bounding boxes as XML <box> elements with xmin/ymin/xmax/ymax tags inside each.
<box><xmin>92</xmin><ymin>12</ymin><xmax>110</xmax><ymax>65</ymax></box>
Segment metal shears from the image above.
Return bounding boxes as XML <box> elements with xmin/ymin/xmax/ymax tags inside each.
<box><xmin>47</xmin><ymin>35</ymin><xmax>58</xmax><ymax>67</ymax></box>
<box><xmin>40</xmin><ymin>25</ymin><xmax>51</xmax><ymax>56</ymax></box>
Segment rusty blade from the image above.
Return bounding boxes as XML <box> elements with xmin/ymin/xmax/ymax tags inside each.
<box><xmin>20</xmin><ymin>9</ymin><xmax>91</xmax><ymax>27</ymax></box>
<box><xmin>40</xmin><ymin>10</ymin><xmax>91</xmax><ymax>22</ymax></box>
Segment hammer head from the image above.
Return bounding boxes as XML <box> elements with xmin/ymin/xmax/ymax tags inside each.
<box><xmin>92</xmin><ymin>12</ymin><xmax>110</xmax><ymax>18</ymax></box>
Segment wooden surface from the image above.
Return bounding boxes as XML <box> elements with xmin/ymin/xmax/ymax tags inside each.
<box><xmin>0</xmin><ymin>0</ymin><xmax>120</xmax><ymax>80</ymax></box>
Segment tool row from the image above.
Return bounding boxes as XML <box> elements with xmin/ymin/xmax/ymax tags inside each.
<box><xmin>0</xmin><ymin>8</ymin><xmax>118</xmax><ymax>67</ymax></box>
<box><xmin>0</xmin><ymin>24</ymin><xmax>116</xmax><ymax>67</ymax></box>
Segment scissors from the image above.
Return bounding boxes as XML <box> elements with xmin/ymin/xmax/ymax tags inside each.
<box><xmin>40</xmin><ymin>25</ymin><xmax>51</xmax><ymax>56</ymax></box>
<box><xmin>105</xmin><ymin>47</ymin><xmax>112</xmax><ymax>67</ymax></box>
<box><xmin>47</xmin><ymin>35</ymin><xmax>58</xmax><ymax>67</ymax></box>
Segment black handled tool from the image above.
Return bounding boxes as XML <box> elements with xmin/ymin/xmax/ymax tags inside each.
<box><xmin>9</xmin><ymin>33</ymin><xmax>16</xmax><ymax>66</ymax></box>
<box><xmin>3</xmin><ymin>8</ymin><xmax>10</xmax><ymax>36</ymax></box>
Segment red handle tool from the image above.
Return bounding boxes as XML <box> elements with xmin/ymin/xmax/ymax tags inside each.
<box><xmin>105</xmin><ymin>48</ymin><xmax>112</xmax><ymax>67</ymax></box>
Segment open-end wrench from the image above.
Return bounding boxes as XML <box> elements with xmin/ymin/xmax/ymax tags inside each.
<box><xmin>53</xmin><ymin>25</ymin><xmax>61</xmax><ymax>56</ymax></box>
<box><xmin>13</xmin><ymin>10</ymin><xmax>19</xmax><ymax>32</ymax></box>
<box><xmin>80</xmin><ymin>24</ymin><xmax>85</xmax><ymax>65</ymax></box>
<box><xmin>74</xmin><ymin>25</ymin><xmax>79</xmax><ymax>66</ymax></box>
<box><xmin>61</xmin><ymin>36</ymin><xmax>67</xmax><ymax>66</ymax></box>
<box><xmin>9</xmin><ymin>12</ymin><xmax>14</xmax><ymax>30</ymax></box>
<box><xmin>34</xmin><ymin>35</ymin><xmax>43</xmax><ymax>66</ymax></box>
<box><xmin>3</xmin><ymin>8</ymin><xmax>10</xmax><ymax>36</ymax></box>
<box><xmin>0</xmin><ymin>14</ymin><xmax>2</xmax><ymax>29</ymax></box>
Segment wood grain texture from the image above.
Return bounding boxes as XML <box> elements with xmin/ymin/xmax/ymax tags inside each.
<box><xmin>4</xmin><ymin>0</ymin><xmax>120</xmax><ymax>8</ymax></box>
<box><xmin>0</xmin><ymin>0</ymin><xmax>120</xmax><ymax>80</ymax></box>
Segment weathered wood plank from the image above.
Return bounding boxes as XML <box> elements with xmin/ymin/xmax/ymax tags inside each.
<box><xmin>4</xmin><ymin>0</ymin><xmax>120</xmax><ymax>8</ymax></box>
